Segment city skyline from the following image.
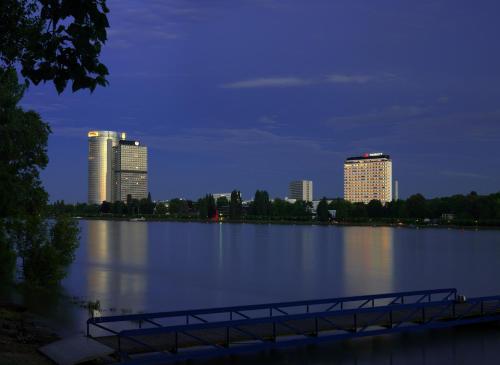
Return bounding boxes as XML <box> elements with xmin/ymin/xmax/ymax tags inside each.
<box><xmin>21</xmin><ymin>0</ymin><xmax>500</xmax><ymax>202</ymax></box>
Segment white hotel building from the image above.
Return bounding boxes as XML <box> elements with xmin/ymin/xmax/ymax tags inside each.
<box><xmin>344</xmin><ymin>153</ymin><xmax>392</xmax><ymax>204</ymax></box>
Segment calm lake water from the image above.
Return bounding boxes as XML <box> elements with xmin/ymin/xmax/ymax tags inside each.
<box><xmin>15</xmin><ymin>220</ymin><xmax>500</xmax><ymax>364</ymax></box>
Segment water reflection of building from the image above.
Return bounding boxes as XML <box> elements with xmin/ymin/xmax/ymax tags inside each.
<box><xmin>86</xmin><ymin>221</ymin><xmax>148</xmax><ymax>311</ymax></box>
<box><xmin>342</xmin><ymin>227</ymin><xmax>394</xmax><ymax>295</ymax></box>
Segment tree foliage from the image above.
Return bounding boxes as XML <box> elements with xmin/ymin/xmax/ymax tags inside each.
<box><xmin>252</xmin><ymin>190</ymin><xmax>271</xmax><ymax>216</ymax></box>
<box><xmin>0</xmin><ymin>0</ymin><xmax>110</xmax><ymax>92</ymax></box>
<box><xmin>0</xmin><ymin>1</ymin><xmax>107</xmax><ymax>285</ymax></box>
<box><xmin>229</xmin><ymin>190</ymin><xmax>242</xmax><ymax>219</ymax></box>
<box><xmin>0</xmin><ymin>68</ymin><xmax>50</xmax><ymax>218</ymax></box>
<box><xmin>48</xmin><ymin>190</ymin><xmax>500</xmax><ymax>226</ymax></box>
<box><xmin>19</xmin><ymin>215</ymin><xmax>79</xmax><ymax>285</ymax></box>
<box><xmin>168</xmin><ymin>198</ymin><xmax>191</xmax><ymax>216</ymax></box>
<box><xmin>316</xmin><ymin>198</ymin><xmax>330</xmax><ymax>222</ymax></box>
<box><xmin>198</xmin><ymin>194</ymin><xmax>216</xmax><ymax>219</ymax></box>
<box><xmin>0</xmin><ymin>68</ymin><xmax>80</xmax><ymax>285</ymax></box>
<box><xmin>155</xmin><ymin>203</ymin><xmax>167</xmax><ymax>215</ymax></box>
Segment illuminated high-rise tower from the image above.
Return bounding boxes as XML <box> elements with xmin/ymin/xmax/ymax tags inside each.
<box><xmin>113</xmin><ymin>140</ymin><xmax>148</xmax><ymax>202</ymax></box>
<box><xmin>344</xmin><ymin>153</ymin><xmax>392</xmax><ymax>204</ymax></box>
<box><xmin>87</xmin><ymin>131</ymin><xmax>126</xmax><ymax>204</ymax></box>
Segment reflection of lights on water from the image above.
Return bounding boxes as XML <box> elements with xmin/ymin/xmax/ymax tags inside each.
<box><xmin>86</xmin><ymin>221</ymin><xmax>148</xmax><ymax>309</ymax></box>
<box><xmin>218</xmin><ymin>223</ymin><xmax>223</xmax><ymax>264</ymax></box>
<box><xmin>87</xmin><ymin>220</ymin><xmax>109</xmax><ymax>263</ymax></box>
<box><xmin>300</xmin><ymin>228</ymin><xmax>315</xmax><ymax>271</ymax></box>
<box><xmin>342</xmin><ymin>227</ymin><xmax>394</xmax><ymax>294</ymax></box>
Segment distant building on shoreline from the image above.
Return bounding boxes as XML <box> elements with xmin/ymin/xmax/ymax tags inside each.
<box><xmin>87</xmin><ymin>130</ymin><xmax>126</xmax><ymax>204</ymax></box>
<box><xmin>113</xmin><ymin>140</ymin><xmax>148</xmax><ymax>202</ymax></box>
<box><xmin>344</xmin><ymin>153</ymin><xmax>392</xmax><ymax>204</ymax></box>
<box><xmin>288</xmin><ymin>180</ymin><xmax>313</xmax><ymax>202</ymax></box>
<box><xmin>213</xmin><ymin>193</ymin><xmax>232</xmax><ymax>201</ymax></box>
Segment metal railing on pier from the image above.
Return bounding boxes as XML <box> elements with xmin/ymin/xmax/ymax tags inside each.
<box><xmin>85</xmin><ymin>288</ymin><xmax>500</xmax><ymax>364</ymax></box>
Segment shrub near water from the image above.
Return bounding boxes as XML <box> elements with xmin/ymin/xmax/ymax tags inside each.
<box><xmin>21</xmin><ymin>216</ymin><xmax>80</xmax><ymax>286</ymax></box>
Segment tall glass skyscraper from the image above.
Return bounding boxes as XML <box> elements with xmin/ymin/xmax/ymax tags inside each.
<box><xmin>113</xmin><ymin>140</ymin><xmax>148</xmax><ymax>202</ymax></box>
<box><xmin>87</xmin><ymin>130</ymin><xmax>126</xmax><ymax>204</ymax></box>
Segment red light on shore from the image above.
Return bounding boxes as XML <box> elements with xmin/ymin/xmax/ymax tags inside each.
<box><xmin>363</xmin><ymin>153</ymin><xmax>369</xmax><ymax>157</ymax></box>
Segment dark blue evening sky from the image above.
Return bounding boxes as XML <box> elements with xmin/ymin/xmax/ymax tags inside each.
<box><xmin>20</xmin><ymin>0</ymin><xmax>500</xmax><ymax>202</ymax></box>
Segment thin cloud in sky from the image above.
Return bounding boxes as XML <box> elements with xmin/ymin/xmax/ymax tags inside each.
<box><xmin>326</xmin><ymin>74</ymin><xmax>373</xmax><ymax>84</ymax></box>
<box><xmin>221</xmin><ymin>77</ymin><xmax>312</xmax><ymax>89</ymax></box>
<box><xmin>257</xmin><ymin>115</ymin><xmax>282</xmax><ymax>128</ymax></box>
<box><xmin>441</xmin><ymin>170</ymin><xmax>489</xmax><ymax>179</ymax></box>
<box><xmin>221</xmin><ymin>73</ymin><xmax>394</xmax><ymax>89</ymax></box>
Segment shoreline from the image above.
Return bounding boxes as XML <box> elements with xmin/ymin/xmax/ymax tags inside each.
<box><xmin>73</xmin><ymin>216</ymin><xmax>500</xmax><ymax>230</ymax></box>
<box><xmin>0</xmin><ymin>302</ymin><xmax>59</xmax><ymax>364</ymax></box>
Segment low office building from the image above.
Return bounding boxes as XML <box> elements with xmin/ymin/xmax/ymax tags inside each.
<box><xmin>288</xmin><ymin>180</ymin><xmax>313</xmax><ymax>202</ymax></box>
<box><xmin>344</xmin><ymin>153</ymin><xmax>392</xmax><ymax>204</ymax></box>
<box><xmin>113</xmin><ymin>140</ymin><xmax>148</xmax><ymax>202</ymax></box>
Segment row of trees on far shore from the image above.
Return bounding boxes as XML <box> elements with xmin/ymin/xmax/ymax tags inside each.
<box><xmin>48</xmin><ymin>191</ymin><xmax>500</xmax><ymax>224</ymax></box>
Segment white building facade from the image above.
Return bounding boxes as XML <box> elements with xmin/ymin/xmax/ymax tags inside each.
<box><xmin>288</xmin><ymin>180</ymin><xmax>313</xmax><ymax>202</ymax></box>
<box><xmin>344</xmin><ymin>153</ymin><xmax>392</xmax><ymax>204</ymax></box>
<box><xmin>87</xmin><ymin>130</ymin><xmax>125</xmax><ymax>204</ymax></box>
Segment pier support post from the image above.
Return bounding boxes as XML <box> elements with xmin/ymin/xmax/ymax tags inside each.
<box><xmin>171</xmin><ymin>332</ymin><xmax>178</xmax><ymax>354</ymax></box>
